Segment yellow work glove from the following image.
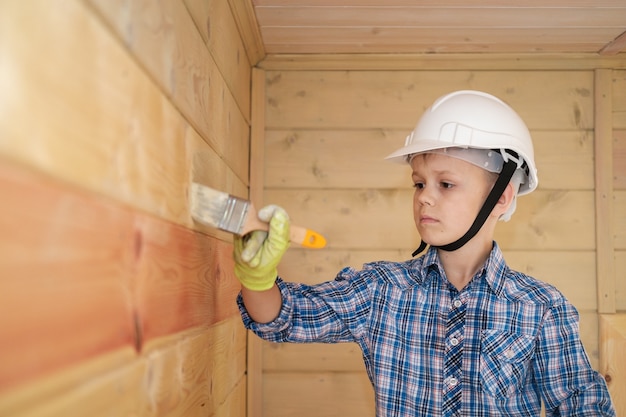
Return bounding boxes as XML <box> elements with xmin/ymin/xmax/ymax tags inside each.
<box><xmin>233</xmin><ymin>205</ymin><xmax>290</xmax><ymax>291</ymax></box>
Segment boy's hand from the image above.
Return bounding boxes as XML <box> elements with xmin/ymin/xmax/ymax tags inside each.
<box><xmin>233</xmin><ymin>205</ymin><xmax>290</xmax><ymax>291</ymax></box>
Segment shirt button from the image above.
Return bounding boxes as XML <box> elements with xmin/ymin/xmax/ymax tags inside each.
<box><xmin>453</xmin><ymin>299</ymin><xmax>462</xmax><ymax>308</ymax></box>
<box><xmin>448</xmin><ymin>377</ymin><xmax>458</xmax><ymax>387</ymax></box>
<box><xmin>450</xmin><ymin>337</ymin><xmax>459</xmax><ymax>346</ymax></box>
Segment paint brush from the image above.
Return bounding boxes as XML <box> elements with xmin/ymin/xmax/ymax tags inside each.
<box><xmin>189</xmin><ymin>182</ymin><xmax>326</xmax><ymax>249</ymax></box>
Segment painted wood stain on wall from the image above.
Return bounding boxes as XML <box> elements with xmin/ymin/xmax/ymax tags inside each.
<box><xmin>0</xmin><ymin>0</ymin><xmax>250</xmax><ymax>415</ymax></box>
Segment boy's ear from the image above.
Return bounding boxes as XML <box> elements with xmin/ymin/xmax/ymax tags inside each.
<box><xmin>495</xmin><ymin>182</ymin><xmax>516</xmax><ymax>216</ymax></box>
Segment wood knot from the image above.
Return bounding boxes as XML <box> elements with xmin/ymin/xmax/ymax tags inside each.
<box><xmin>134</xmin><ymin>229</ymin><xmax>143</xmax><ymax>260</ymax></box>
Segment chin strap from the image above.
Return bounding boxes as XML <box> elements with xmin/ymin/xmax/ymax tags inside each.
<box><xmin>412</xmin><ymin>158</ymin><xmax>518</xmax><ymax>257</ymax></box>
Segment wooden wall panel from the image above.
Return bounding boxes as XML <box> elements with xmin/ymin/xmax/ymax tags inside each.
<box><xmin>0</xmin><ymin>0</ymin><xmax>251</xmax><ymax>415</ymax></box>
<box><xmin>613</xmin><ymin>70</ymin><xmax>626</xmax><ymax>129</ymax></box>
<box><xmin>87</xmin><ymin>0</ymin><xmax>250</xmax><ymax>185</ymax></box>
<box><xmin>0</xmin><ymin>159</ymin><xmax>136</xmax><ymax>391</ymax></box>
<box><xmin>265</xmin><ymin>130</ymin><xmax>593</xmax><ymax>190</ymax></box>
<box><xmin>1</xmin><ymin>318</ymin><xmax>246</xmax><ymax>417</ymax></box>
<box><xmin>261</xmin><ymin>67</ymin><xmax>606</xmax><ymax>416</ymax></box>
<box><xmin>0</xmin><ymin>0</ymin><xmax>248</xmax><ymax>233</ymax></box>
<box><xmin>614</xmin><ymin>191</ymin><xmax>626</xmax><ymax>249</ymax></box>
<box><xmin>600</xmin><ymin>314</ymin><xmax>626</xmax><ymax>417</ymax></box>
<box><xmin>263</xmin><ymin>372</ymin><xmax>375</xmax><ymax>417</ymax></box>
<box><xmin>616</xmin><ymin>252</ymin><xmax>626</xmax><ymax>311</ymax></box>
<box><xmin>615</xmin><ymin>130</ymin><xmax>626</xmax><ymax>189</ymax></box>
<box><xmin>0</xmin><ymin>156</ymin><xmax>241</xmax><ymax>392</ymax></box>
<box><xmin>265</xmin><ymin>70</ymin><xmax>594</xmax><ymax>130</ymax></box>
<box><xmin>613</xmin><ymin>70</ymin><xmax>626</xmax><ymax>314</ymax></box>
<box><xmin>184</xmin><ymin>0</ymin><xmax>252</xmax><ymax>119</ymax></box>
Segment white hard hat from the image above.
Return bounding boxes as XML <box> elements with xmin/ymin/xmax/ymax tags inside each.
<box><xmin>386</xmin><ymin>90</ymin><xmax>538</xmax><ymax>196</ymax></box>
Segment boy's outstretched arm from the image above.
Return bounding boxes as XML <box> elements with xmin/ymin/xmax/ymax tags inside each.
<box><xmin>233</xmin><ymin>205</ymin><xmax>290</xmax><ymax>323</ymax></box>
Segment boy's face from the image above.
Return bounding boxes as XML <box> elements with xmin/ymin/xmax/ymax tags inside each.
<box><xmin>410</xmin><ymin>152</ymin><xmax>496</xmax><ymax>247</ymax></box>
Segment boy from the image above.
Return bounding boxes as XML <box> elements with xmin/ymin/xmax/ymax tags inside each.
<box><xmin>234</xmin><ymin>90</ymin><xmax>615</xmax><ymax>416</ymax></box>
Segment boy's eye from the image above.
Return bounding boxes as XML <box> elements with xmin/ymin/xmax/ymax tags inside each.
<box><xmin>440</xmin><ymin>182</ymin><xmax>454</xmax><ymax>189</ymax></box>
<box><xmin>413</xmin><ymin>182</ymin><xmax>425</xmax><ymax>189</ymax></box>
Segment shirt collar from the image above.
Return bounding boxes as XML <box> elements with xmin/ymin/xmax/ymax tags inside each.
<box><xmin>418</xmin><ymin>242</ymin><xmax>509</xmax><ymax>297</ymax></box>
<box><xmin>482</xmin><ymin>242</ymin><xmax>508</xmax><ymax>297</ymax></box>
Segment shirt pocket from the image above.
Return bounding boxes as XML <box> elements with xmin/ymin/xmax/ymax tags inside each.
<box><xmin>480</xmin><ymin>329</ymin><xmax>535</xmax><ymax>398</ymax></box>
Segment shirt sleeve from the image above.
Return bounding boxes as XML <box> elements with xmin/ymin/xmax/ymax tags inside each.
<box><xmin>535</xmin><ymin>302</ymin><xmax>616</xmax><ymax>416</ymax></box>
<box><xmin>237</xmin><ymin>267</ymin><xmax>373</xmax><ymax>344</ymax></box>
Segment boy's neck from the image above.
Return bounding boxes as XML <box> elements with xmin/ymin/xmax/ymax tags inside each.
<box><xmin>437</xmin><ymin>239</ymin><xmax>492</xmax><ymax>291</ymax></box>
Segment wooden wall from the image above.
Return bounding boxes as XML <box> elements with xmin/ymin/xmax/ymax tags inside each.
<box><xmin>1</xmin><ymin>2</ymin><xmax>624</xmax><ymax>416</ymax></box>
<box><xmin>0</xmin><ymin>1</ymin><xmax>254</xmax><ymax>416</ymax></box>
<box><xmin>257</xmin><ymin>62</ymin><xmax>626</xmax><ymax>416</ymax></box>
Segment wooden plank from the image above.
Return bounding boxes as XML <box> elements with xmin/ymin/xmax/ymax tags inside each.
<box><xmin>263</xmin><ymin>42</ymin><xmax>613</xmax><ymax>55</ymax></box>
<box><xmin>0</xmin><ymin>159</ymin><xmax>136</xmax><ymax>392</ymax></box>
<box><xmin>278</xmin><ymin>249</ymin><xmax>409</xmax><ymax>285</ymax></box>
<box><xmin>265</xmin><ymin>70</ymin><xmax>594</xmax><ymax>130</ymax></box>
<box><xmin>210</xmin><ymin>377</ymin><xmax>247</xmax><ymax>417</ymax></box>
<box><xmin>133</xmin><ymin>214</ymin><xmax>241</xmax><ymax>343</ymax></box>
<box><xmin>247</xmin><ymin>67</ymin><xmax>266</xmax><ymax>417</ymax></box>
<box><xmin>141</xmin><ymin>318</ymin><xmax>247</xmax><ymax>417</ymax></box>
<box><xmin>615</xmin><ymin>130</ymin><xmax>626</xmax><ymax>189</ymax></box>
<box><xmin>228</xmin><ymin>0</ymin><xmax>266</xmax><ymax>65</ymax></box>
<box><xmin>504</xmin><ymin>251</ymin><xmax>597</xmax><ymax>310</ymax></box>
<box><xmin>0</xmin><ymin>0</ymin><xmax>247</xmax><ymax>234</ymax></box>
<box><xmin>184</xmin><ymin>0</ymin><xmax>252</xmax><ymax>118</ymax></box>
<box><xmin>600</xmin><ymin>314</ymin><xmax>626</xmax><ymax>417</ymax></box>
<box><xmin>86</xmin><ymin>0</ymin><xmax>250</xmax><ymax>182</ymax></box>
<box><xmin>264</xmin><ymin>189</ymin><xmax>595</xmax><ymax>250</ymax></box>
<box><xmin>264</xmin><ymin>129</ymin><xmax>594</xmax><ymax>190</ymax></box>
<box><xmin>595</xmin><ymin>69</ymin><xmax>616</xmax><ymax>314</ymax></box>
<box><xmin>0</xmin><ymin>157</ymin><xmax>241</xmax><ymax>392</ymax></box>
<box><xmin>255</xmin><ymin>6</ymin><xmax>626</xmax><ymax>28</ymax></box>
<box><xmin>616</xmin><ymin>251</ymin><xmax>626</xmax><ymax>311</ymax></box>
<box><xmin>261</xmin><ymin>26</ymin><xmax>623</xmax><ymax>48</ymax></box>
<box><xmin>260</xmin><ymin>28</ymin><xmax>622</xmax><ymax>46</ymax></box>
<box><xmin>263</xmin><ymin>342</ymin><xmax>365</xmax><ymax>372</ymax></box>
<box><xmin>614</xmin><ymin>70</ymin><xmax>626</xmax><ymax>130</ymax></box>
<box><xmin>264</xmin><ymin>129</ymin><xmax>411</xmax><ymax>190</ymax></box>
<box><xmin>263</xmin><ymin>371</ymin><xmax>375</xmax><ymax>417</ymax></box>
<box><xmin>614</xmin><ymin>191</ymin><xmax>626</xmax><ymax>249</ymax></box>
<box><xmin>495</xmin><ymin>190</ymin><xmax>595</xmax><ymax>251</ymax></box>
<box><xmin>259</xmin><ymin>53</ymin><xmax>626</xmax><ymax>71</ymax></box>
<box><xmin>1</xmin><ymin>318</ymin><xmax>246</xmax><ymax>417</ymax></box>
<box><xmin>253</xmin><ymin>0</ymin><xmax>626</xmax><ymax>6</ymax></box>
<box><xmin>579</xmin><ymin>311</ymin><xmax>601</xmax><ymax>368</ymax></box>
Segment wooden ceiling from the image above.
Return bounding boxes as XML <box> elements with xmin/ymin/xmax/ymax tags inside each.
<box><xmin>250</xmin><ymin>1</ymin><xmax>626</xmax><ymax>56</ymax></box>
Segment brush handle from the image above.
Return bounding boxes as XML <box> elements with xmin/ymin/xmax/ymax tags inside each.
<box><xmin>242</xmin><ymin>204</ymin><xmax>326</xmax><ymax>249</ymax></box>
<box><xmin>289</xmin><ymin>226</ymin><xmax>327</xmax><ymax>249</ymax></box>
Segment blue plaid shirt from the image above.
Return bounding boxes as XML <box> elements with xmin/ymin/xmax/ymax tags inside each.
<box><xmin>238</xmin><ymin>243</ymin><xmax>615</xmax><ymax>416</ymax></box>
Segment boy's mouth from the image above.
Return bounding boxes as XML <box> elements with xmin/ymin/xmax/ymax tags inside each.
<box><xmin>420</xmin><ymin>215</ymin><xmax>438</xmax><ymax>224</ymax></box>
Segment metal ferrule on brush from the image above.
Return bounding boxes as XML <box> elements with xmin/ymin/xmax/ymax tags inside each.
<box><xmin>219</xmin><ymin>195</ymin><xmax>249</xmax><ymax>235</ymax></box>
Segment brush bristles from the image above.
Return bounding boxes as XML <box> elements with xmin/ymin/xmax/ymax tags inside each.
<box><xmin>189</xmin><ymin>183</ymin><xmax>249</xmax><ymax>235</ymax></box>
<box><xmin>190</xmin><ymin>183</ymin><xmax>228</xmax><ymax>228</ymax></box>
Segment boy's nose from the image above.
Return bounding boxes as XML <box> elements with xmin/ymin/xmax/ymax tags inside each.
<box><xmin>416</xmin><ymin>187</ymin><xmax>435</xmax><ymax>206</ymax></box>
